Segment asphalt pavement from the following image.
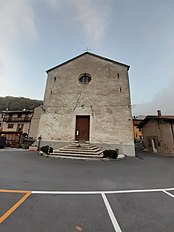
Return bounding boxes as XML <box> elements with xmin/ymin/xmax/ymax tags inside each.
<box><xmin>0</xmin><ymin>147</ymin><xmax>174</xmax><ymax>231</ymax></box>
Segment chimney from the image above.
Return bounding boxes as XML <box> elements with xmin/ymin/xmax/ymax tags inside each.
<box><xmin>157</xmin><ymin>110</ymin><xmax>162</xmax><ymax>117</ymax></box>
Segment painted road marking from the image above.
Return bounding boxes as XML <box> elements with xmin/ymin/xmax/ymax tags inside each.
<box><xmin>0</xmin><ymin>190</ymin><xmax>31</xmax><ymax>224</ymax></box>
<box><xmin>31</xmin><ymin>187</ymin><xmax>174</xmax><ymax>195</ymax></box>
<box><xmin>1</xmin><ymin>187</ymin><xmax>174</xmax><ymax>227</ymax></box>
<box><xmin>31</xmin><ymin>186</ymin><xmax>174</xmax><ymax>232</ymax></box>
<box><xmin>102</xmin><ymin>193</ymin><xmax>122</xmax><ymax>232</ymax></box>
<box><xmin>162</xmin><ymin>190</ymin><xmax>174</xmax><ymax>199</ymax></box>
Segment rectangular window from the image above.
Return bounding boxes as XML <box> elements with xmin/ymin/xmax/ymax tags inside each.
<box><xmin>17</xmin><ymin>124</ymin><xmax>24</xmax><ymax>131</ymax></box>
<box><xmin>17</xmin><ymin>113</ymin><xmax>22</xmax><ymax>118</ymax></box>
<box><xmin>8</xmin><ymin>124</ymin><xmax>14</xmax><ymax>128</ymax></box>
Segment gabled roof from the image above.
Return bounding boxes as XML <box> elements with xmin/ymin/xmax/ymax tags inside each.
<box><xmin>139</xmin><ymin>115</ymin><xmax>174</xmax><ymax>128</ymax></box>
<box><xmin>46</xmin><ymin>52</ymin><xmax>130</xmax><ymax>73</ymax></box>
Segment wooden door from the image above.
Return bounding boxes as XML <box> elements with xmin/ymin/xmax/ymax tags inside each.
<box><xmin>75</xmin><ymin>116</ymin><xmax>90</xmax><ymax>142</ymax></box>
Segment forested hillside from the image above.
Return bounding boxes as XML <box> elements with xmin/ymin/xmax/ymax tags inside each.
<box><xmin>0</xmin><ymin>96</ymin><xmax>43</xmax><ymax>111</ymax></box>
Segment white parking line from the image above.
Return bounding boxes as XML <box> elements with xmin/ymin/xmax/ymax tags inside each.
<box><xmin>163</xmin><ymin>190</ymin><xmax>174</xmax><ymax>199</ymax></box>
<box><xmin>101</xmin><ymin>193</ymin><xmax>122</xmax><ymax>232</ymax></box>
<box><xmin>32</xmin><ymin>190</ymin><xmax>100</xmax><ymax>194</ymax></box>
<box><xmin>31</xmin><ymin>187</ymin><xmax>174</xmax><ymax>195</ymax></box>
<box><xmin>2</xmin><ymin>187</ymin><xmax>174</xmax><ymax>229</ymax></box>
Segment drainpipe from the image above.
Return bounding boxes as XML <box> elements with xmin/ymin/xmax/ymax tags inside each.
<box><xmin>171</xmin><ymin>122</ymin><xmax>174</xmax><ymax>141</ymax></box>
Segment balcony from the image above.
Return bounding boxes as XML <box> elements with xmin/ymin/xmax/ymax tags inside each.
<box><xmin>3</xmin><ymin>116</ymin><xmax>31</xmax><ymax>122</ymax></box>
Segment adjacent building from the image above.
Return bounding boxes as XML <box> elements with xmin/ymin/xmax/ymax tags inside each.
<box><xmin>1</xmin><ymin>110</ymin><xmax>33</xmax><ymax>146</ymax></box>
<box><xmin>140</xmin><ymin>110</ymin><xmax>174</xmax><ymax>155</ymax></box>
<box><xmin>29</xmin><ymin>105</ymin><xmax>43</xmax><ymax>140</ymax></box>
<box><xmin>37</xmin><ymin>52</ymin><xmax>135</xmax><ymax>156</ymax></box>
<box><xmin>132</xmin><ymin>116</ymin><xmax>144</xmax><ymax>143</ymax></box>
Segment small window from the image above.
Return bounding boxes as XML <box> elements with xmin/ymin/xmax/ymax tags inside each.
<box><xmin>117</xmin><ymin>73</ymin><xmax>119</xmax><ymax>79</ymax></box>
<box><xmin>17</xmin><ymin>113</ymin><xmax>22</xmax><ymax>118</ymax></box>
<box><xmin>8</xmin><ymin>124</ymin><xmax>14</xmax><ymax>128</ymax></box>
<box><xmin>79</xmin><ymin>73</ymin><xmax>91</xmax><ymax>84</ymax></box>
<box><xmin>54</xmin><ymin>77</ymin><xmax>56</xmax><ymax>82</ymax></box>
<box><xmin>17</xmin><ymin>124</ymin><xmax>23</xmax><ymax>132</ymax></box>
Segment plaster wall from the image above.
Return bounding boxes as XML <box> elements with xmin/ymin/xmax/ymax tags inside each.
<box><xmin>143</xmin><ymin>119</ymin><xmax>174</xmax><ymax>155</ymax></box>
<box><xmin>29</xmin><ymin>106</ymin><xmax>42</xmax><ymax>139</ymax></box>
<box><xmin>2</xmin><ymin>122</ymin><xmax>30</xmax><ymax>134</ymax></box>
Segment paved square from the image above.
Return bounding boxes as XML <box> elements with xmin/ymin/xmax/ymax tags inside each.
<box><xmin>0</xmin><ymin>192</ymin><xmax>23</xmax><ymax>217</ymax></box>
<box><xmin>1</xmin><ymin>194</ymin><xmax>115</xmax><ymax>232</ymax></box>
<box><xmin>1</xmin><ymin>148</ymin><xmax>174</xmax><ymax>231</ymax></box>
<box><xmin>0</xmin><ymin>190</ymin><xmax>31</xmax><ymax>224</ymax></box>
<box><xmin>107</xmin><ymin>191</ymin><xmax>174</xmax><ymax>232</ymax></box>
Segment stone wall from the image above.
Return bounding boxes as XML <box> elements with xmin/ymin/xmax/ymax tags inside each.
<box><xmin>37</xmin><ymin>53</ymin><xmax>135</xmax><ymax>156</ymax></box>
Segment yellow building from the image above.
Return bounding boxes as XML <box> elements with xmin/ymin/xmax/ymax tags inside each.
<box><xmin>133</xmin><ymin>116</ymin><xmax>144</xmax><ymax>143</ymax></box>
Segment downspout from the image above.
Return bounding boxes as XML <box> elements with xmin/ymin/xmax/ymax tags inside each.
<box><xmin>171</xmin><ymin>122</ymin><xmax>174</xmax><ymax>141</ymax></box>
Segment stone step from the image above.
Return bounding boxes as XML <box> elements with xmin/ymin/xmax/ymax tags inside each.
<box><xmin>42</xmin><ymin>152</ymin><xmax>125</xmax><ymax>160</ymax></box>
<box><xmin>51</xmin><ymin>143</ymin><xmax>103</xmax><ymax>160</ymax></box>
<box><xmin>53</xmin><ymin>149</ymin><xmax>103</xmax><ymax>156</ymax></box>
<box><xmin>49</xmin><ymin>152</ymin><xmax>103</xmax><ymax>159</ymax></box>
<box><xmin>60</xmin><ymin>144</ymin><xmax>99</xmax><ymax>148</ymax></box>
<box><xmin>58</xmin><ymin>147</ymin><xmax>101</xmax><ymax>152</ymax></box>
<box><xmin>65</xmin><ymin>145</ymin><xmax>100</xmax><ymax>149</ymax></box>
<box><xmin>47</xmin><ymin>154</ymin><xmax>103</xmax><ymax>160</ymax></box>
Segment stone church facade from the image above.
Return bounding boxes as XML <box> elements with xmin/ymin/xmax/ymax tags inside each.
<box><xmin>37</xmin><ymin>52</ymin><xmax>135</xmax><ymax>156</ymax></box>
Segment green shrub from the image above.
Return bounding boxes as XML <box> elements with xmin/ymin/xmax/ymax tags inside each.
<box><xmin>103</xmin><ymin>149</ymin><xmax>118</xmax><ymax>159</ymax></box>
<box><xmin>40</xmin><ymin>145</ymin><xmax>53</xmax><ymax>154</ymax></box>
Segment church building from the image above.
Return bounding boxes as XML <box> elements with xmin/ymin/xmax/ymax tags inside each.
<box><xmin>37</xmin><ymin>52</ymin><xmax>135</xmax><ymax>156</ymax></box>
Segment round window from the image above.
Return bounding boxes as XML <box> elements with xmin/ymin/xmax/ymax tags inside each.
<box><xmin>79</xmin><ymin>73</ymin><xmax>91</xmax><ymax>84</ymax></box>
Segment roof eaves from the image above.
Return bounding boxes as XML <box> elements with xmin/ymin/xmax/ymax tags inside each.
<box><xmin>139</xmin><ymin>115</ymin><xmax>174</xmax><ymax>128</ymax></box>
<box><xmin>138</xmin><ymin>116</ymin><xmax>156</xmax><ymax>128</ymax></box>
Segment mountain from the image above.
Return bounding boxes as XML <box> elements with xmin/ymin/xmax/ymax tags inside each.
<box><xmin>0</xmin><ymin>96</ymin><xmax>43</xmax><ymax>111</ymax></box>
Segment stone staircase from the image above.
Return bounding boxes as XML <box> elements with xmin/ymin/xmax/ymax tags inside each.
<box><xmin>49</xmin><ymin>142</ymin><xmax>104</xmax><ymax>160</ymax></box>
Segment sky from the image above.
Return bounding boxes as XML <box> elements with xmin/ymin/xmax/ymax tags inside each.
<box><xmin>0</xmin><ymin>0</ymin><xmax>174</xmax><ymax>116</ymax></box>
